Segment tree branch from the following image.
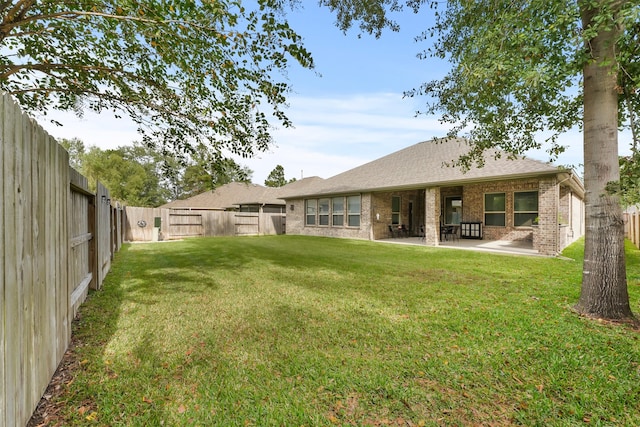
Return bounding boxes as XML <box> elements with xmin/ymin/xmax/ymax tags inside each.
<box><xmin>1</xmin><ymin>8</ymin><xmax>227</xmax><ymax>37</ymax></box>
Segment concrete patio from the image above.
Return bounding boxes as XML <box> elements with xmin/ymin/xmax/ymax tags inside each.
<box><xmin>377</xmin><ymin>236</ymin><xmax>542</xmax><ymax>257</ymax></box>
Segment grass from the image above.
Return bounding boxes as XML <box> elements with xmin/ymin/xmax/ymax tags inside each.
<box><xmin>55</xmin><ymin>236</ymin><xmax>640</xmax><ymax>426</ymax></box>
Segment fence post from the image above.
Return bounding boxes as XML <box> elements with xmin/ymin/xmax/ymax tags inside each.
<box><xmin>631</xmin><ymin>212</ymin><xmax>640</xmax><ymax>249</ymax></box>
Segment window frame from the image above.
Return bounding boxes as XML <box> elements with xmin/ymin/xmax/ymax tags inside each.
<box><xmin>484</xmin><ymin>192</ymin><xmax>506</xmax><ymax>227</ymax></box>
<box><xmin>391</xmin><ymin>196</ymin><xmax>401</xmax><ymax>225</ymax></box>
<box><xmin>332</xmin><ymin>197</ymin><xmax>344</xmax><ymax>227</ymax></box>
<box><xmin>513</xmin><ymin>191</ymin><xmax>539</xmax><ymax>227</ymax></box>
<box><xmin>305</xmin><ymin>199</ymin><xmax>317</xmax><ymax>226</ymax></box>
<box><xmin>318</xmin><ymin>198</ymin><xmax>330</xmax><ymax>226</ymax></box>
<box><xmin>347</xmin><ymin>195</ymin><xmax>361</xmax><ymax>227</ymax></box>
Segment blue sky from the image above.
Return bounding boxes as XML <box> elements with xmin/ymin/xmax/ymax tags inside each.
<box><xmin>39</xmin><ymin>3</ymin><xmax>631</xmax><ymax>185</ymax></box>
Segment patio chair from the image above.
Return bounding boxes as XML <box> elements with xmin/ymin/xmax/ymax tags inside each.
<box><xmin>440</xmin><ymin>225</ymin><xmax>456</xmax><ymax>241</ymax></box>
<box><xmin>400</xmin><ymin>224</ymin><xmax>410</xmax><ymax>237</ymax></box>
<box><xmin>388</xmin><ymin>225</ymin><xmax>398</xmax><ymax>238</ymax></box>
<box><xmin>450</xmin><ymin>225</ymin><xmax>460</xmax><ymax>241</ymax></box>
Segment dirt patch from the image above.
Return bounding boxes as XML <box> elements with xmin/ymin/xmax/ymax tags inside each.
<box><xmin>27</xmin><ymin>334</ymin><xmax>82</xmax><ymax>427</ymax></box>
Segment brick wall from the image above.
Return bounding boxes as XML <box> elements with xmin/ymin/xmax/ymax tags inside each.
<box><xmin>371</xmin><ymin>190</ymin><xmax>425</xmax><ymax>239</ymax></box>
<box><xmin>462</xmin><ymin>179</ymin><xmax>539</xmax><ymax>242</ymax></box>
<box><xmin>284</xmin><ymin>194</ymin><xmax>372</xmax><ymax>240</ymax></box>
<box><xmin>536</xmin><ymin>177</ymin><xmax>559</xmax><ymax>255</ymax></box>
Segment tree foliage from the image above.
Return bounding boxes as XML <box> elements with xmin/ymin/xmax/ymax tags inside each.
<box><xmin>264</xmin><ymin>164</ymin><xmax>296</xmax><ymax>187</ymax></box>
<box><xmin>180</xmin><ymin>155</ymin><xmax>253</xmax><ymax>198</ymax></box>
<box><xmin>320</xmin><ymin>0</ymin><xmax>638</xmax><ymax>163</ymax></box>
<box><xmin>61</xmin><ymin>139</ymin><xmax>253</xmax><ymax>206</ymax></box>
<box><xmin>620</xmin><ymin>152</ymin><xmax>640</xmax><ymax>207</ymax></box>
<box><xmin>1</xmin><ymin>0</ymin><xmax>314</xmax><ymax>157</ymax></box>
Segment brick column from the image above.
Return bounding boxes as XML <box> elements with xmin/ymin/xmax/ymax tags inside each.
<box><xmin>536</xmin><ymin>177</ymin><xmax>559</xmax><ymax>255</ymax></box>
<box><xmin>424</xmin><ymin>187</ymin><xmax>441</xmax><ymax>246</ymax></box>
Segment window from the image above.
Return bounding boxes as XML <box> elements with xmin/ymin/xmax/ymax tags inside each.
<box><xmin>484</xmin><ymin>193</ymin><xmax>505</xmax><ymax>226</ymax></box>
<box><xmin>514</xmin><ymin>191</ymin><xmax>538</xmax><ymax>226</ymax></box>
<box><xmin>305</xmin><ymin>196</ymin><xmax>359</xmax><ymax>228</ymax></box>
<box><xmin>332</xmin><ymin>197</ymin><xmax>344</xmax><ymax>226</ymax></box>
<box><xmin>318</xmin><ymin>198</ymin><xmax>330</xmax><ymax>225</ymax></box>
<box><xmin>444</xmin><ymin>196</ymin><xmax>462</xmax><ymax>225</ymax></box>
<box><xmin>391</xmin><ymin>196</ymin><xmax>401</xmax><ymax>225</ymax></box>
<box><xmin>305</xmin><ymin>199</ymin><xmax>317</xmax><ymax>225</ymax></box>
<box><xmin>347</xmin><ymin>195</ymin><xmax>361</xmax><ymax>227</ymax></box>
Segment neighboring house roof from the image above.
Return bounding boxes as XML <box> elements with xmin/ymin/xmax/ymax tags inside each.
<box><xmin>283</xmin><ymin>138</ymin><xmax>581</xmax><ymax>198</ymax></box>
<box><xmin>160</xmin><ymin>182</ymin><xmax>275</xmax><ymax>210</ymax></box>
<box><xmin>160</xmin><ymin>177</ymin><xmax>326</xmax><ymax>209</ymax></box>
<box><xmin>233</xmin><ymin>177</ymin><xmax>325</xmax><ymax>205</ymax></box>
<box><xmin>275</xmin><ymin>176</ymin><xmax>325</xmax><ymax>198</ymax></box>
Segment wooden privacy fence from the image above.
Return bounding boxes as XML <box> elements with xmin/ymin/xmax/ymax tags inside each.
<box><xmin>624</xmin><ymin>211</ymin><xmax>640</xmax><ymax>249</ymax></box>
<box><xmin>125</xmin><ymin>207</ymin><xmax>285</xmax><ymax>241</ymax></box>
<box><xmin>1</xmin><ymin>93</ymin><xmax>124</xmax><ymax>427</ymax></box>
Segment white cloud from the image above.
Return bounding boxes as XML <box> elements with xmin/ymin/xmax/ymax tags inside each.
<box><xmin>35</xmin><ymin>92</ymin><xmax>634</xmax><ymax>186</ymax></box>
<box><xmin>37</xmin><ymin>109</ymin><xmax>140</xmax><ymax>150</ymax></box>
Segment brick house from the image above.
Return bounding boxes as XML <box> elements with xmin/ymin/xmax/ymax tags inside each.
<box><xmin>280</xmin><ymin>139</ymin><xmax>585</xmax><ymax>255</ymax></box>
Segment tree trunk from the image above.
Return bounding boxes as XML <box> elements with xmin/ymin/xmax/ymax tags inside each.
<box><xmin>575</xmin><ymin>0</ymin><xmax>634</xmax><ymax>321</ymax></box>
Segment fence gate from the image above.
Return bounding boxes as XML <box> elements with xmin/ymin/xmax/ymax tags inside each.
<box><xmin>235</xmin><ymin>213</ymin><xmax>259</xmax><ymax>235</ymax></box>
<box><xmin>168</xmin><ymin>212</ymin><xmax>204</xmax><ymax>237</ymax></box>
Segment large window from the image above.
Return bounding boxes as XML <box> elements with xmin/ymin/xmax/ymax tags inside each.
<box><xmin>347</xmin><ymin>195</ymin><xmax>361</xmax><ymax>227</ymax></box>
<box><xmin>484</xmin><ymin>193</ymin><xmax>506</xmax><ymax>226</ymax></box>
<box><xmin>332</xmin><ymin>197</ymin><xmax>344</xmax><ymax>226</ymax></box>
<box><xmin>514</xmin><ymin>191</ymin><xmax>538</xmax><ymax>226</ymax></box>
<box><xmin>391</xmin><ymin>196</ymin><xmax>401</xmax><ymax>225</ymax></box>
<box><xmin>318</xmin><ymin>198</ymin><xmax>330</xmax><ymax>226</ymax></box>
<box><xmin>305</xmin><ymin>199</ymin><xmax>317</xmax><ymax>225</ymax></box>
<box><xmin>304</xmin><ymin>196</ymin><xmax>360</xmax><ymax>228</ymax></box>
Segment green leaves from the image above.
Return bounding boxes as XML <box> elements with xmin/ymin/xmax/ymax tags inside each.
<box><xmin>0</xmin><ymin>0</ymin><xmax>314</xmax><ymax>158</ymax></box>
<box><xmin>264</xmin><ymin>164</ymin><xmax>295</xmax><ymax>187</ymax></box>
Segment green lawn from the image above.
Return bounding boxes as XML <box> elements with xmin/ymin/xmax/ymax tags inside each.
<box><xmin>58</xmin><ymin>236</ymin><xmax>640</xmax><ymax>426</ymax></box>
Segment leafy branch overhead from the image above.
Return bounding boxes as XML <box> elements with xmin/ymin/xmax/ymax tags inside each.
<box><xmin>0</xmin><ymin>0</ymin><xmax>314</xmax><ymax>156</ymax></box>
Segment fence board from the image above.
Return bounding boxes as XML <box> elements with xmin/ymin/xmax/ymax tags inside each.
<box><xmin>123</xmin><ymin>208</ymin><xmax>288</xmax><ymax>241</ymax></box>
<box><xmin>34</xmin><ymin>118</ymin><xmax>48</xmax><ymax>410</ymax></box>
<box><xmin>3</xmin><ymin>90</ymin><xmax>19</xmax><ymax>426</ymax></box>
<box><xmin>96</xmin><ymin>183</ymin><xmax>111</xmax><ymax>289</ymax></box>
<box><xmin>69</xmin><ymin>168</ymin><xmax>93</xmax><ymax>314</ymax></box>
<box><xmin>1</xmin><ymin>93</ymin><xmax>123</xmax><ymax>427</ymax></box>
<box><xmin>624</xmin><ymin>212</ymin><xmax>640</xmax><ymax>249</ymax></box>
<box><xmin>125</xmin><ymin>206</ymin><xmax>161</xmax><ymax>241</ymax></box>
<box><xmin>0</xmin><ymin>93</ymin><xmax>5</xmax><ymax>427</ymax></box>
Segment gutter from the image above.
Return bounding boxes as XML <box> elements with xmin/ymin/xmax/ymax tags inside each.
<box><xmin>281</xmin><ymin>170</ymin><xmax>567</xmax><ymax>199</ymax></box>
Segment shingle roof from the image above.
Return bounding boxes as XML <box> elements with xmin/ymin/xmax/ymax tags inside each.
<box><xmin>283</xmin><ymin>138</ymin><xmax>565</xmax><ymax>198</ymax></box>
<box><xmin>160</xmin><ymin>177</ymin><xmax>327</xmax><ymax>209</ymax></box>
<box><xmin>161</xmin><ymin>182</ymin><xmax>278</xmax><ymax>209</ymax></box>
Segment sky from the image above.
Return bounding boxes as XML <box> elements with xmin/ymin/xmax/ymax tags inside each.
<box><xmin>38</xmin><ymin>3</ymin><xmax>632</xmax><ymax>186</ymax></box>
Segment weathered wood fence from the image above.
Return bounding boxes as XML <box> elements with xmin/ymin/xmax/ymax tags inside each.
<box><xmin>624</xmin><ymin>210</ymin><xmax>640</xmax><ymax>249</ymax></box>
<box><xmin>1</xmin><ymin>93</ymin><xmax>124</xmax><ymax>427</ymax></box>
<box><xmin>124</xmin><ymin>207</ymin><xmax>285</xmax><ymax>241</ymax></box>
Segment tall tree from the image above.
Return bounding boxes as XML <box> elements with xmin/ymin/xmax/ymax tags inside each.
<box><xmin>0</xmin><ymin>0</ymin><xmax>313</xmax><ymax>158</ymax></box>
<box><xmin>181</xmin><ymin>156</ymin><xmax>253</xmax><ymax>198</ymax></box>
<box><xmin>319</xmin><ymin>0</ymin><xmax>639</xmax><ymax>322</ymax></box>
<box><xmin>79</xmin><ymin>145</ymin><xmax>171</xmax><ymax>207</ymax></box>
<box><xmin>59</xmin><ymin>137</ymin><xmax>86</xmax><ymax>171</ymax></box>
<box><xmin>264</xmin><ymin>164</ymin><xmax>295</xmax><ymax>187</ymax></box>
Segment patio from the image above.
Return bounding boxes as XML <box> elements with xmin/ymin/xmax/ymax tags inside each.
<box><xmin>378</xmin><ymin>236</ymin><xmax>542</xmax><ymax>257</ymax></box>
